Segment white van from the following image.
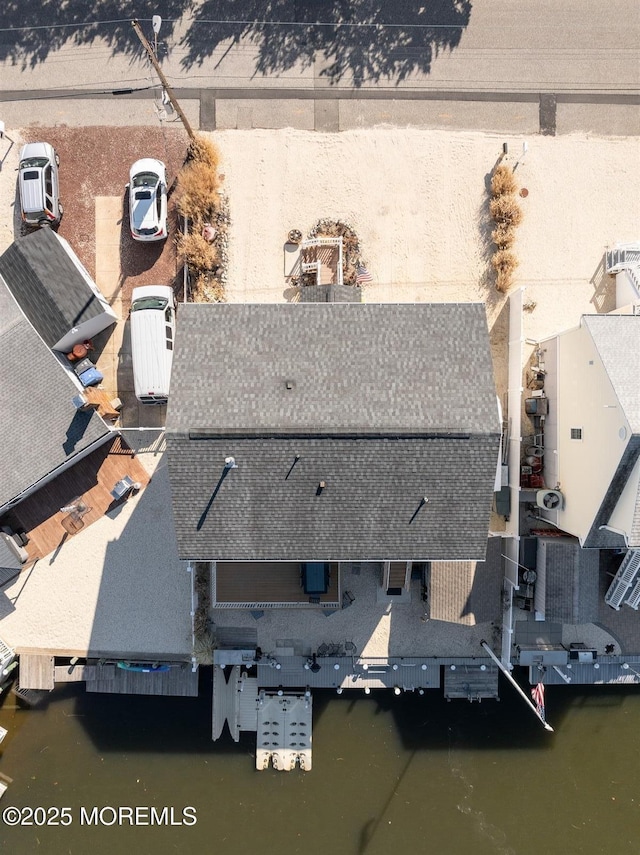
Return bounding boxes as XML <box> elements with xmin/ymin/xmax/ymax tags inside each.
<box><xmin>18</xmin><ymin>141</ymin><xmax>63</xmax><ymax>228</ymax></box>
<box><xmin>130</xmin><ymin>285</ymin><xmax>176</xmax><ymax>404</ymax></box>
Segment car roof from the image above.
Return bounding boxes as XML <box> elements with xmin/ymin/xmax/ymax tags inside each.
<box><xmin>130</xmin><ymin>158</ymin><xmax>165</xmax><ymax>179</ymax></box>
<box><xmin>19</xmin><ymin>142</ymin><xmax>54</xmax><ymax>161</ymax></box>
<box><xmin>131</xmin><ymin>285</ymin><xmax>174</xmax><ymax>301</ymax></box>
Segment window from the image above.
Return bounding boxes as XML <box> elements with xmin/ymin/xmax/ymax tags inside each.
<box><xmin>570</xmin><ymin>428</ymin><xmax>583</xmax><ymax>440</ymax></box>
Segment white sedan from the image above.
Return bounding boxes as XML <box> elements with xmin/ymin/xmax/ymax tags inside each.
<box><xmin>127</xmin><ymin>158</ymin><xmax>168</xmax><ymax>242</ymax></box>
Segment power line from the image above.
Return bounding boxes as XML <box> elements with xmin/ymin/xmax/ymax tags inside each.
<box><xmin>0</xmin><ymin>85</ymin><xmax>157</xmax><ymax>102</ymax></box>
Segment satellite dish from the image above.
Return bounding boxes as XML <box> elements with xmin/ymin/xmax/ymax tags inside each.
<box><xmin>152</xmin><ymin>15</ymin><xmax>162</xmax><ymax>34</ymax></box>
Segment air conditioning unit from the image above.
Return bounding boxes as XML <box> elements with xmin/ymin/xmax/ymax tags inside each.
<box><xmin>536</xmin><ymin>489</ymin><xmax>563</xmax><ymax>510</ymax></box>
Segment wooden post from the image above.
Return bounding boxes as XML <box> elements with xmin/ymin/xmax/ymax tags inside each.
<box><xmin>131</xmin><ymin>19</ymin><xmax>196</xmax><ymax>142</ymax></box>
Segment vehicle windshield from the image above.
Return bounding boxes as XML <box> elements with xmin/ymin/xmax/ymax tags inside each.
<box><xmin>131</xmin><ymin>297</ymin><xmax>168</xmax><ymax>312</ymax></box>
<box><xmin>132</xmin><ymin>172</ymin><xmax>159</xmax><ymax>188</ymax></box>
<box><xmin>20</xmin><ymin>157</ymin><xmax>49</xmax><ymax>168</ymax></box>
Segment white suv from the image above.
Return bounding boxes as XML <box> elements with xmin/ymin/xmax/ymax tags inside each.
<box><xmin>127</xmin><ymin>158</ymin><xmax>168</xmax><ymax>242</ymax></box>
<box><xmin>18</xmin><ymin>142</ymin><xmax>63</xmax><ymax>228</ymax></box>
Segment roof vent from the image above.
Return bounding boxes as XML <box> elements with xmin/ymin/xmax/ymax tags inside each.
<box><xmin>224</xmin><ymin>457</ymin><xmax>238</xmax><ymax>469</ymax></box>
<box><xmin>316</xmin><ymin>481</ymin><xmax>326</xmax><ymax>495</ymax></box>
<box><xmin>285</xmin><ymin>379</ymin><xmax>295</xmax><ymax>390</ymax></box>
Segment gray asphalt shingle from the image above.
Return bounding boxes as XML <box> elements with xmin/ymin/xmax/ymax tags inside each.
<box><xmin>0</xmin><ymin>229</ymin><xmax>105</xmax><ymax>349</ymax></box>
<box><xmin>166</xmin><ymin>303</ymin><xmax>500</xmax><ymax>561</ymax></box>
<box><xmin>0</xmin><ymin>278</ymin><xmax>110</xmax><ymax>509</ymax></box>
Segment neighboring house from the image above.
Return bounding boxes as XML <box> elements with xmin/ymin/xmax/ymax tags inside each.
<box><xmin>0</xmin><ymin>228</ymin><xmax>117</xmax><ymax>353</ymax></box>
<box><xmin>532</xmin><ymin>536</ymin><xmax>600</xmax><ymax>624</ymax></box>
<box><xmin>165</xmin><ymin>303</ymin><xmax>500</xmax><ymax>584</ymax></box>
<box><xmin>0</xmin><ymin>275</ymin><xmax>112</xmax><ymax>517</ymax></box>
<box><xmin>538</xmin><ymin>313</ymin><xmax>640</xmax><ymax>550</ymax></box>
<box><xmin>606</xmin><ymin>243</ymin><xmax>640</xmax><ymax>312</ymax></box>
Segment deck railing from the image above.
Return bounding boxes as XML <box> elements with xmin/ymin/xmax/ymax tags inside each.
<box><xmin>212</xmin><ymin>601</ymin><xmax>341</xmax><ymax>610</ymax></box>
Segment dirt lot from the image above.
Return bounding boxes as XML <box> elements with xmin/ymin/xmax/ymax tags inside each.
<box><xmin>22</xmin><ymin>126</ymin><xmax>190</xmax><ymax>299</ymax></box>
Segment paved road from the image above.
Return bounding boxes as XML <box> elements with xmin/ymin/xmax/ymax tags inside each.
<box><xmin>0</xmin><ymin>1</ymin><xmax>638</xmax><ymax>133</ymax></box>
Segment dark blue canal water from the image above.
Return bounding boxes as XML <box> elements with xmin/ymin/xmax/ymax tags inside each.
<box><xmin>0</xmin><ymin>671</ymin><xmax>638</xmax><ymax>855</ymax></box>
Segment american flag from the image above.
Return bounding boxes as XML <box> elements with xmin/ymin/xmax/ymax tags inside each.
<box><xmin>531</xmin><ymin>682</ymin><xmax>546</xmax><ymax>722</ymax></box>
<box><xmin>356</xmin><ymin>266</ymin><xmax>373</xmax><ymax>286</ymax></box>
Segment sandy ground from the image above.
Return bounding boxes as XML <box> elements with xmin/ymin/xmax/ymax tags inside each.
<box><xmin>214</xmin><ymin>127</ymin><xmax>639</xmax><ymax>376</ymax></box>
<box><xmin>0</xmin><ymin>436</ymin><xmax>192</xmax><ymax>657</ymax></box>
<box><xmin>0</xmin><ymin>126</ymin><xmax>638</xmax><ymax>657</ymax></box>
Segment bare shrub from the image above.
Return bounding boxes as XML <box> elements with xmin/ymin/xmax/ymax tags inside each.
<box><xmin>186</xmin><ymin>133</ymin><xmax>221</xmax><ymax>172</ymax></box>
<box><xmin>491</xmin><ymin>223</ymin><xmax>516</xmax><ymax>248</ymax></box>
<box><xmin>491</xmin><ymin>164</ymin><xmax>518</xmax><ymax>197</ymax></box>
<box><xmin>492</xmin><ymin>249</ymin><xmax>519</xmax><ymax>292</ymax></box>
<box><xmin>489</xmin><ymin>195</ymin><xmax>524</xmax><ymax>228</ymax></box>
<box><xmin>175</xmin><ymin>161</ymin><xmax>219</xmax><ymax>221</ymax></box>
<box><xmin>191</xmin><ymin>272</ymin><xmax>226</xmax><ymax>303</ymax></box>
<box><xmin>177</xmin><ymin>229</ymin><xmax>218</xmax><ymax>273</ymax></box>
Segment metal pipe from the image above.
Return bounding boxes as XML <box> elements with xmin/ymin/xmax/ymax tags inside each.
<box><xmin>480</xmin><ymin>640</ymin><xmax>553</xmax><ymax>732</ymax></box>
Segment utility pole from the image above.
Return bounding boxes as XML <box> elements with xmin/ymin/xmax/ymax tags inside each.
<box><xmin>131</xmin><ymin>18</ymin><xmax>196</xmax><ymax>142</ymax></box>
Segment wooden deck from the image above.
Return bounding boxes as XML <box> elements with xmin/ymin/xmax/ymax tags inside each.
<box><xmin>1</xmin><ymin>436</ymin><xmax>150</xmax><ymax>563</ymax></box>
<box><xmin>214</xmin><ymin>561</ymin><xmax>340</xmax><ymax>606</ymax></box>
<box><xmin>18</xmin><ymin>654</ymin><xmax>54</xmax><ymax>690</ymax></box>
<box><xmin>85</xmin><ymin>662</ymin><xmax>198</xmax><ymax>696</ymax></box>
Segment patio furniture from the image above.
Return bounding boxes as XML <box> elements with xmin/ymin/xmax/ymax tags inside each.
<box><xmin>301</xmin><ymin>562</ymin><xmax>330</xmax><ymax>594</ymax></box>
<box><xmin>110</xmin><ymin>476</ymin><xmax>141</xmax><ymax>502</ymax></box>
<box><xmin>61</xmin><ymin>514</ymin><xmax>85</xmax><ymax>535</ymax></box>
<box><xmin>342</xmin><ymin>590</ymin><xmax>355</xmax><ymax>609</ymax></box>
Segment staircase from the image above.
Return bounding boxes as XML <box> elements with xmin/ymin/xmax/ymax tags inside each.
<box><xmin>606</xmin><ymin>243</ymin><xmax>640</xmax><ymax>274</ymax></box>
<box><xmin>625</xmin><ymin>575</ymin><xmax>640</xmax><ymax>610</ymax></box>
<box><xmin>605</xmin><ymin>549</ymin><xmax>640</xmax><ymax>610</ymax></box>
<box><xmin>300</xmin><ymin>237</ymin><xmax>343</xmax><ymax>286</ymax></box>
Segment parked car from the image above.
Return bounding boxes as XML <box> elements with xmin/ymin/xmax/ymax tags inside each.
<box><xmin>130</xmin><ymin>285</ymin><xmax>176</xmax><ymax>403</ymax></box>
<box><xmin>127</xmin><ymin>158</ymin><xmax>168</xmax><ymax>241</ymax></box>
<box><xmin>18</xmin><ymin>142</ymin><xmax>63</xmax><ymax>228</ymax></box>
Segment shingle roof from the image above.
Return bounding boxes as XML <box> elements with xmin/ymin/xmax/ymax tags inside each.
<box><xmin>0</xmin><ymin>229</ymin><xmax>104</xmax><ymax>349</ymax></box>
<box><xmin>168</xmin><ymin>303</ymin><xmax>498</xmax><ymax>436</ymax></box>
<box><xmin>428</xmin><ymin>536</ymin><xmax>504</xmax><ymax>624</ymax></box>
<box><xmin>584</xmin><ymin>315</ymin><xmax>640</xmax><ymax>432</ymax></box>
<box><xmin>298</xmin><ymin>284</ymin><xmax>362</xmax><ymax>303</ymax></box>
<box><xmin>537</xmin><ymin>538</ymin><xmax>600</xmax><ymax>623</ymax></box>
<box><xmin>166</xmin><ymin>303</ymin><xmax>500</xmax><ymax>561</ymax></box>
<box><xmin>0</xmin><ymin>279</ymin><xmax>110</xmax><ymax>509</ymax></box>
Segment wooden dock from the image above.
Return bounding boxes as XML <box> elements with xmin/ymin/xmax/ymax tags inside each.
<box><xmin>85</xmin><ymin>662</ymin><xmax>198</xmax><ymax>697</ymax></box>
<box><xmin>18</xmin><ymin>654</ymin><xmax>54</xmax><ymax>690</ymax></box>
<box><xmin>443</xmin><ymin>663</ymin><xmax>499</xmax><ymax>700</ymax></box>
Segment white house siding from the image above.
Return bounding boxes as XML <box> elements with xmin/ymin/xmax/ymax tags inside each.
<box><xmin>543</xmin><ymin>322</ymin><xmax>631</xmax><ymax>543</ymax></box>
